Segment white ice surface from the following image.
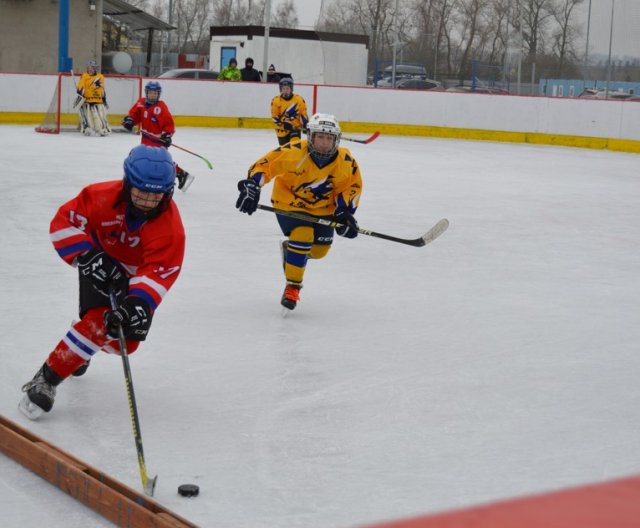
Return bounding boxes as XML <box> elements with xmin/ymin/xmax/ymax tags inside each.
<box><xmin>1</xmin><ymin>125</ymin><xmax>639</xmax><ymax>527</ymax></box>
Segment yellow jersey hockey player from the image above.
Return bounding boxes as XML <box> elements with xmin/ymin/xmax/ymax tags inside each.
<box><xmin>271</xmin><ymin>78</ymin><xmax>309</xmax><ymax>146</ymax></box>
<box><xmin>236</xmin><ymin>113</ymin><xmax>362</xmax><ymax>311</ymax></box>
<box><xmin>75</xmin><ymin>60</ymin><xmax>110</xmax><ymax>136</ymax></box>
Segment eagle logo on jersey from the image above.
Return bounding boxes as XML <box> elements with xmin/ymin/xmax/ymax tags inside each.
<box><xmin>292</xmin><ymin>176</ymin><xmax>334</xmax><ymax>205</ymax></box>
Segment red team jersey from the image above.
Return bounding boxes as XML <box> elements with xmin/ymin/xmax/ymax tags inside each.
<box><xmin>126</xmin><ymin>98</ymin><xmax>176</xmax><ymax>147</ymax></box>
<box><xmin>49</xmin><ymin>180</ymin><xmax>185</xmax><ymax>312</ymax></box>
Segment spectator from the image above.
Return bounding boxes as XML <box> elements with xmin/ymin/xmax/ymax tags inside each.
<box><xmin>267</xmin><ymin>64</ymin><xmax>280</xmax><ymax>83</ymax></box>
<box><xmin>241</xmin><ymin>57</ymin><xmax>262</xmax><ymax>82</ymax></box>
<box><xmin>218</xmin><ymin>58</ymin><xmax>241</xmax><ymax>81</ymax></box>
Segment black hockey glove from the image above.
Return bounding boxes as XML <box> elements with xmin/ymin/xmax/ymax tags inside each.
<box><xmin>104</xmin><ymin>296</ymin><xmax>153</xmax><ymax>341</ymax></box>
<box><xmin>236</xmin><ymin>179</ymin><xmax>261</xmax><ymax>215</ymax></box>
<box><xmin>77</xmin><ymin>248</ymin><xmax>125</xmax><ymax>292</ymax></box>
<box><xmin>334</xmin><ymin>209</ymin><xmax>359</xmax><ymax>239</ymax></box>
<box><xmin>122</xmin><ymin>116</ymin><xmax>134</xmax><ymax>131</ymax></box>
<box><xmin>282</xmin><ymin>122</ymin><xmax>294</xmax><ymax>131</ymax></box>
<box><xmin>160</xmin><ymin>132</ymin><xmax>173</xmax><ymax>147</ymax></box>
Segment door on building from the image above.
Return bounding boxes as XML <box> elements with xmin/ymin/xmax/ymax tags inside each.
<box><xmin>220</xmin><ymin>47</ymin><xmax>236</xmax><ymax>70</ymax></box>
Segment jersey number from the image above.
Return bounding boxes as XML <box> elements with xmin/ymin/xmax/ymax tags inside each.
<box><xmin>119</xmin><ymin>232</ymin><xmax>141</xmax><ymax>247</ymax></box>
<box><xmin>69</xmin><ymin>210</ymin><xmax>88</xmax><ymax>231</ymax></box>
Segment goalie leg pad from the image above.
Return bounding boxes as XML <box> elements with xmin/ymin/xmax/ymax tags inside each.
<box><xmin>81</xmin><ymin>103</ymin><xmax>99</xmax><ymax>135</ymax></box>
<box><xmin>78</xmin><ymin>104</ymin><xmax>91</xmax><ymax>134</ymax></box>
<box><xmin>93</xmin><ymin>104</ymin><xmax>111</xmax><ymax>135</ymax></box>
<box><xmin>90</xmin><ymin>104</ymin><xmax>111</xmax><ymax>136</ymax></box>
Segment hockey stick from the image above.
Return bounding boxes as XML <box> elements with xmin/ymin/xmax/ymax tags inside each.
<box><xmin>294</xmin><ymin>129</ymin><xmax>380</xmax><ymax>145</ymax></box>
<box><xmin>70</xmin><ymin>70</ymin><xmax>85</xmax><ymax>109</ymax></box>
<box><xmin>109</xmin><ymin>289</ymin><xmax>158</xmax><ymax>497</ymax></box>
<box><xmin>257</xmin><ymin>204</ymin><xmax>449</xmax><ymax>247</ymax></box>
<box><xmin>341</xmin><ymin>131</ymin><xmax>380</xmax><ymax>144</ymax></box>
<box><xmin>141</xmin><ymin>130</ymin><xmax>213</xmax><ymax>170</ymax></box>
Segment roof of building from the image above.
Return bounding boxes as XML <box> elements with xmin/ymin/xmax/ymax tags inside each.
<box><xmin>103</xmin><ymin>0</ymin><xmax>175</xmax><ymax>32</ymax></box>
<box><xmin>210</xmin><ymin>26</ymin><xmax>369</xmax><ymax>48</ymax></box>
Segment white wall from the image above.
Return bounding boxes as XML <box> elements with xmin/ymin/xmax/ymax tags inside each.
<box><xmin>2</xmin><ymin>73</ymin><xmax>640</xmax><ymax>141</ymax></box>
<box><xmin>210</xmin><ymin>35</ymin><xmax>368</xmax><ymax>86</ymax></box>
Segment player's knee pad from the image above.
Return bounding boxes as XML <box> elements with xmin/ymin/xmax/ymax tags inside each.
<box><xmin>310</xmin><ymin>244</ymin><xmax>331</xmax><ymax>260</ymax></box>
<box><xmin>290</xmin><ymin>225</ymin><xmax>315</xmax><ymax>245</ymax></box>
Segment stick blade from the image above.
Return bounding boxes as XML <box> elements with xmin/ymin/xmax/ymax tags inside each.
<box><xmin>364</xmin><ymin>131</ymin><xmax>380</xmax><ymax>143</ymax></box>
<box><xmin>144</xmin><ymin>475</ymin><xmax>158</xmax><ymax>496</ymax></box>
<box><xmin>417</xmin><ymin>218</ymin><xmax>449</xmax><ymax>247</ymax></box>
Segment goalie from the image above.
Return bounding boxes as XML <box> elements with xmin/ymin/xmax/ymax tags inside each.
<box><xmin>75</xmin><ymin>60</ymin><xmax>111</xmax><ymax>136</ymax></box>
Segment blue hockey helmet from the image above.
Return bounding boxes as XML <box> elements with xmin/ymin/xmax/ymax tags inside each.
<box><xmin>123</xmin><ymin>145</ymin><xmax>176</xmax><ymax>218</ymax></box>
<box><xmin>145</xmin><ymin>81</ymin><xmax>162</xmax><ymax>105</ymax></box>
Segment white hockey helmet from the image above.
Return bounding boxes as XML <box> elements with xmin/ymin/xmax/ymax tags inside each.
<box><xmin>306</xmin><ymin>113</ymin><xmax>341</xmax><ymax>160</ymax></box>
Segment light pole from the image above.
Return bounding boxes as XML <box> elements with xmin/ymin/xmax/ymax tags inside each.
<box><xmin>262</xmin><ymin>0</ymin><xmax>271</xmax><ymax>83</ymax></box>
<box><xmin>605</xmin><ymin>0</ymin><xmax>615</xmax><ymax>98</ymax></box>
<box><xmin>583</xmin><ymin>0</ymin><xmax>592</xmax><ymax>82</ymax></box>
<box><xmin>391</xmin><ymin>0</ymin><xmax>400</xmax><ymax>88</ymax></box>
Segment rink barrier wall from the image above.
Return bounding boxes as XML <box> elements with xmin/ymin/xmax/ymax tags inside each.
<box><xmin>364</xmin><ymin>474</ymin><xmax>640</xmax><ymax>528</ymax></box>
<box><xmin>0</xmin><ymin>415</ymin><xmax>197</xmax><ymax>528</ymax></box>
<box><xmin>1</xmin><ymin>72</ymin><xmax>640</xmax><ymax>153</ymax></box>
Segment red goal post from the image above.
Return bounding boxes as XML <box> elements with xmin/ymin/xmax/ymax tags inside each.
<box><xmin>35</xmin><ymin>72</ymin><xmax>143</xmax><ymax>134</ymax></box>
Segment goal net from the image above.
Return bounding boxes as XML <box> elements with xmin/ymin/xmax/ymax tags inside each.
<box><xmin>35</xmin><ymin>72</ymin><xmax>142</xmax><ymax>133</ymax></box>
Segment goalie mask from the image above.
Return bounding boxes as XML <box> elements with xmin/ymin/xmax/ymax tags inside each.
<box><xmin>87</xmin><ymin>60</ymin><xmax>98</xmax><ymax>75</ymax></box>
<box><xmin>145</xmin><ymin>81</ymin><xmax>162</xmax><ymax>106</ymax></box>
<box><xmin>307</xmin><ymin>113</ymin><xmax>341</xmax><ymax>162</ymax></box>
<box><xmin>123</xmin><ymin>145</ymin><xmax>176</xmax><ymax>219</ymax></box>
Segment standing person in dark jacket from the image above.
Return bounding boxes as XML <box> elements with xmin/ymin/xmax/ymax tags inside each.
<box><xmin>241</xmin><ymin>57</ymin><xmax>262</xmax><ymax>82</ymax></box>
<box><xmin>267</xmin><ymin>64</ymin><xmax>281</xmax><ymax>83</ymax></box>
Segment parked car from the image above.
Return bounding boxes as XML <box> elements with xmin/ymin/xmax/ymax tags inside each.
<box><xmin>369</xmin><ymin>64</ymin><xmax>428</xmax><ymax>84</ymax></box>
<box><xmin>445</xmin><ymin>85</ymin><xmax>509</xmax><ymax>95</ymax></box>
<box><xmin>376</xmin><ymin>78</ymin><xmax>442</xmax><ymax>90</ymax></box>
<box><xmin>578</xmin><ymin>88</ymin><xmax>640</xmax><ymax>100</ymax></box>
<box><xmin>157</xmin><ymin>68</ymin><xmax>220</xmax><ymax>80</ymax></box>
<box><xmin>382</xmin><ymin>64</ymin><xmax>427</xmax><ymax>80</ymax></box>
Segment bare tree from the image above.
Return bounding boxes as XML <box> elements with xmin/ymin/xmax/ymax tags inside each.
<box><xmin>549</xmin><ymin>0</ymin><xmax>584</xmax><ymax>77</ymax></box>
<box><xmin>273</xmin><ymin>0</ymin><xmax>299</xmax><ymax>27</ymax></box>
<box><xmin>174</xmin><ymin>0</ymin><xmax>215</xmax><ymax>53</ymax></box>
<box><xmin>318</xmin><ymin>0</ymin><xmax>397</xmax><ymax>70</ymax></box>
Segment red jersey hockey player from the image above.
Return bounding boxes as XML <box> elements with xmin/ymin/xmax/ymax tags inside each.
<box><xmin>19</xmin><ymin>145</ymin><xmax>186</xmax><ymax>420</ymax></box>
<box><xmin>122</xmin><ymin>81</ymin><xmax>194</xmax><ymax>191</ymax></box>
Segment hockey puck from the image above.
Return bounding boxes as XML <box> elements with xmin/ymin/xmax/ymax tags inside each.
<box><xmin>178</xmin><ymin>484</ymin><xmax>200</xmax><ymax>497</ymax></box>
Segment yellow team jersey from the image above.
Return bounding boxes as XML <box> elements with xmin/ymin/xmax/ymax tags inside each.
<box><xmin>271</xmin><ymin>94</ymin><xmax>308</xmax><ymax>138</ymax></box>
<box><xmin>77</xmin><ymin>73</ymin><xmax>106</xmax><ymax>104</ymax></box>
<box><xmin>248</xmin><ymin>139</ymin><xmax>362</xmax><ymax>217</ymax></box>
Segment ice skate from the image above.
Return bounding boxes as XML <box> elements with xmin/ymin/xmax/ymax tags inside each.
<box><xmin>281</xmin><ymin>281</ymin><xmax>302</xmax><ymax>312</ymax></box>
<box><xmin>18</xmin><ymin>364</ymin><xmax>61</xmax><ymax>420</ymax></box>
<box><xmin>72</xmin><ymin>359</ymin><xmax>90</xmax><ymax>377</ymax></box>
<box><xmin>176</xmin><ymin>167</ymin><xmax>195</xmax><ymax>192</ymax></box>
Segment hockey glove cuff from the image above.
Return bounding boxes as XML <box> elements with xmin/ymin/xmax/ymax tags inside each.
<box><xmin>160</xmin><ymin>132</ymin><xmax>173</xmax><ymax>147</ymax></box>
<box><xmin>77</xmin><ymin>248</ymin><xmax>125</xmax><ymax>290</ymax></box>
